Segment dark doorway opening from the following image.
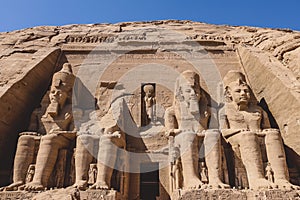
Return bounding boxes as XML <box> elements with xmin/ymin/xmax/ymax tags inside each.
<box><xmin>140</xmin><ymin>162</ymin><xmax>159</xmax><ymax>200</ymax></box>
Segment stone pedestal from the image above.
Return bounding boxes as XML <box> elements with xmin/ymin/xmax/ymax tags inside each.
<box><xmin>81</xmin><ymin>190</ymin><xmax>121</xmax><ymax>200</ymax></box>
<box><xmin>0</xmin><ymin>191</ymin><xmax>35</xmax><ymax>200</ymax></box>
<box><xmin>0</xmin><ymin>189</ymin><xmax>121</xmax><ymax>200</ymax></box>
<box><xmin>171</xmin><ymin>189</ymin><xmax>300</xmax><ymax>200</ymax></box>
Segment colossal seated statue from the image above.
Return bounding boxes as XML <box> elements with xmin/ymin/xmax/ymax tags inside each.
<box><xmin>73</xmin><ymin>88</ymin><xmax>127</xmax><ymax>191</ymax></box>
<box><xmin>220</xmin><ymin>70</ymin><xmax>298</xmax><ymax>190</ymax></box>
<box><xmin>3</xmin><ymin>63</ymin><xmax>76</xmax><ymax>191</ymax></box>
<box><xmin>165</xmin><ymin>70</ymin><xmax>229</xmax><ymax>189</ymax></box>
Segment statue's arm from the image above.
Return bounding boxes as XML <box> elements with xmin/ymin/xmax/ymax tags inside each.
<box><xmin>261</xmin><ymin>109</ymin><xmax>271</xmax><ymax>129</ymax></box>
<box><xmin>66</xmin><ymin>110</ymin><xmax>76</xmax><ymax>131</ymax></box>
<box><xmin>218</xmin><ymin>107</ymin><xmax>241</xmax><ymax>138</ymax></box>
<box><xmin>259</xmin><ymin>108</ymin><xmax>279</xmax><ymax>136</ymax></box>
<box><xmin>207</xmin><ymin>106</ymin><xmax>217</xmax><ymax>129</ymax></box>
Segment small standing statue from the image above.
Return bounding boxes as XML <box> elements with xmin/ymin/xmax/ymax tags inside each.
<box><xmin>172</xmin><ymin>159</ymin><xmax>182</xmax><ymax>190</ymax></box>
<box><xmin>66</xmin><ymin>188</ymin><xmax>81</xmax><ymax>200</ymax></box>
<box><xmin>25</xmin><ymin>164</ymin><xmax>35</xmax><ymax>184</ymax></box>
<box><xmin>199</xmin><ymin>162</ymin><xmax>208</xmax><ymax>184</ymax></box>
<box><xmin>265</xmin><ymin>162</ymin><xmax>274</xmax><ymax>183</ymax></box>
<box><xmin>170</xmin><ymin>147</ymin><xmax>182</xmax><ymax>191</ymax></box>
<box><xmin>143</xmin><ymin>84</ymin><xmax>156</xmax><ymax>124</ymax></box>
<box><xmin>88</xmin><ymin>164</ymin><xmax>98</xmax><ymax>185</ymax></box>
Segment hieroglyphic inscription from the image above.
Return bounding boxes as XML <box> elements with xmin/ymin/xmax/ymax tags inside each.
<box><xmin>84</xmin><ymin>190</ymin><xmax>118</xmax><ymax>200</ymax></box>
<box><xmin>66</xmin><ymin>33</ymin><xmax>234</xmax><ymax>47</ymax></box>
<box><xmin>256</xmin><ymin>190</ymin><xmax>300</xmax><ymax>200</ymax></box>
<box><xmin>116</xmin><ymin>53</ymin><xmax>183</xmax><ymax>61</ymax></box>
<box><xmin>185</xmin><ymin>34</ymin><xmax>233</xmax><ymax>41</ymax></box>
<box><xmin>118</xmin><ymin>33</ymin><xmax>146</xmax><ymax>41</ymax></box>
<box><xmin>66</xmin><ymin>33</ymin><xmax>147</xmax><ymax>44</ymax></box>
<box><xmin>0</xmin><ymin>192</ymin><xmax>35</xmax><ymax>200</ymax></box>
<box><xmin>66</xmin><ymin>35</ymin><xmax>117</xmax><ymax>43</ymax></box>
<box><xmin>174</xmin><ymin>190</ymin><xmax>247</xmax><ymax>200</ymax></box>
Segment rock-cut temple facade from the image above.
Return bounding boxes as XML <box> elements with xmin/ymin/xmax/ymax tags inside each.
<box><xmin>0</xmin><ymin>20</ymin><xmax>299</xmax><ymax>199</ymax></box>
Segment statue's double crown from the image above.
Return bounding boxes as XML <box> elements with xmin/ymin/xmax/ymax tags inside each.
<box><xmin>52</xmin><ymin>63</ymin><xmax>75</xmax><ymax>92</ymax></box>
<box><xmin>223</xmin><ymin>70</ymin><xmax>246</xmax><ymax>88</ymax></box>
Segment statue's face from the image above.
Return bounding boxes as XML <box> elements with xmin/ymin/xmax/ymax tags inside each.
<box><xmin>229</xmin><ymin>84</ymin><xmax>250</xmax><ymax>105</ymax></box>
<box><xmin>49</xmin><ymin>87</ymin><xmax>68</xmax><ymax>106</ymax></box>
<box><xmin>181</xmin><ymin>84</ymin><xmax>200</xmax><ymax>102</ymax></box>
<box><xmin>144</xmin><ymin>85</ymin><xmax>154</xmax><ymax>98</ymax></box>
<box><xmin>145</xmin><ymin>89</ymin><xmax>154</xmax><ymax>98</ymax></box>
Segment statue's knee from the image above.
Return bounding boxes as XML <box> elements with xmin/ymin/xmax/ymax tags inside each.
<box><xmin>205</xmin><ymin>129</ymin><xmax>220</xmax><ymax>138</ymax></box>
<box><xmin>18</xmin><ymin>135</ymin><xmax>35</xmax><ymax>146</ymax></box>
<box><xmin>40</xmin><ymin>134</ymin><xmax>58</xmax><ymax>145</ymax></box>
<box><xmin>264</xmin><ymin>128</ymin><xmax>283</xmax><ymax>145</ymax></box>
<box><xmin>77</xmin><ymin>134</ymin><xmax>92</xmax><ymax>144</ymax></box>
<box><xmin>238</xmin><ymin>131</ymin><xmax>259</xmax><ymax>146</ymax></box>
<box><xmin>264</xmin><ymin>128</ymin><xmax>281</xmax><ymax>137</ymax></box>
<box><xmin>204</xmin><ymin>129</ymin><xmax>220</xmax><ymax>145</ymax></box>
<box><xmin>77</xmin><ymin>134</ymin><xmax>97</xmax><ymax>152</ymax></box>
<box><xmin>176</xmin><ymin>131</ymin><xmax>195</xmax><ymax>142</ymax></box>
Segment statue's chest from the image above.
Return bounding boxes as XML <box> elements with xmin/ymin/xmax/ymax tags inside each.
<box><xmin>41</xmin><ymin>113</ymin><xmax>71</xmax><ymax>133</ymax></box>
<box><xmin>227</xmin><ymin>109</ymin><xmax>262</xmax><ymax>129</ymax></box>
<box><xmin>145</xmin><ymin>97</ymin><xmax>154</xmax><ymax>106</ymax></box>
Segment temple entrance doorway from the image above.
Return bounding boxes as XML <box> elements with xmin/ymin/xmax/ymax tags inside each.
<box><xmin>140</xmin><ymin>162</ymin><xmax>160</xmax><ymax>200</ymax></box>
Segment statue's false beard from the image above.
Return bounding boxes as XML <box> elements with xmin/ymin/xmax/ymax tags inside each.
<box><xmin>46</xmin><ymin>101</ymin><xmax>59</xmax><ymax>116</ymax></box>
<box><xmin>187</xmin><ymin>98</ymin><xmax>199</xmax><ymax>115</ymax></box>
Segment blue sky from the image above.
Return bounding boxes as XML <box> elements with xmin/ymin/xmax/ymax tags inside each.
<box><xmin>0</xmin><ymin>0</ymin><xmax>299</xmax><ymax>32</ymax></box>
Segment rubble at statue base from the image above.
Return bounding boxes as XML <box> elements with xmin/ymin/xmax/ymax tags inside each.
<box><xmin>0</xmin><ymin>20</ymin><xmax>299</xmax><ymax>200</ymax></box>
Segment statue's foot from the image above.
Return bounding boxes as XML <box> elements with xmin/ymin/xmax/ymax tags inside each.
<box><xmin>72</xmin><ymin>180</ymin><xmax>87</xmax><ymax>190</ymax></box>
<box><xmin>90</xmin><ymin>181</ymin><xmax>109</xmax><ymax>190</ymax></box>
<box><xmin>2</xmin><ymin>181</ymin><xmax>24</xmax><ymax>191</ymax></box>
<box><xmin>207</xmin><ymin>181</ymin><xmax>231</xmax><ymax>189</ymax></box>
<box><xmin>24</xmin><ymin>182</ymin><xmax>44</xmax><ymax>191</ymax></box>
<box><xmin>183</xmin><ymin>178</ymin><xmax>203</xmax><ymax>190</ymax></box>
<box><xmin>250</xmin><ymin>178</ymin><xmax>274</xmax><ymax>190</ymax></box>
<box><xmin>275</xmin><ymin>179</ymin><xmax>300</xmax><ymax>190</ymax></box>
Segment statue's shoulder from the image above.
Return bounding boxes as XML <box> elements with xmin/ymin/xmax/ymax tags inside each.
<box><xmin>249</xmin><ymin>103</ymin><xmax>264</xmax><ymax>113</ymax></box>
<box><xmin>223</xmin><ymin>102</ymin><xmax>236</xmax><ymax>115</ymax></box>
